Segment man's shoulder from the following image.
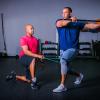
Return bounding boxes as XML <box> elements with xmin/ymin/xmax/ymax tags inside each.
<box><xmin>20</xmin><ymin>36</ymin><xmax>27</xmax><ymax>41</ymax></box>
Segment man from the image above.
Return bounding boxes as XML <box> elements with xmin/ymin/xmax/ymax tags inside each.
<box><xmin>7</xmin><ymin>24</ymin><xmax>44</xmax><ymax>89</ymax></box>
<box><xmin>53</xmin><ymin>7</ymin><xmax>100</xmax><ymax>92</ymax></box>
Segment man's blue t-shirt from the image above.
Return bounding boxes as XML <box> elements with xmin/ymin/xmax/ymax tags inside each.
<box><xmin>57</xmin><ymin>20</ymin><xmax>85</xmax><ymax>51</ymax></box>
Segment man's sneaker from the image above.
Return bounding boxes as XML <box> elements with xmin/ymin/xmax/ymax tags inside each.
<box><xmin>31</xmin><ymin>81</ymin><xmax>39</xmax><ymax>90</ymax></box>
<box><xmin>53</xmin><ymin>84</ymin><xmax>67</xmax><ymax>93</ymax></box>
<box><xmin>31</xmin><ymin>77</ymin><xmax>39</xmax><ymax>90</ymax></box>
<box><xmin>74</xmin><ymin>73</ymin><xmax>83</xmax><ymax>85</ymax></box>
<box><xmin>6</xmin><ymin>71</ymin><xmax>16</xmax><ymax>81</ymax></box>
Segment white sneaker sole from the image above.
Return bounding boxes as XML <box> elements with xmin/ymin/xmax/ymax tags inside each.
<box><xmin>53</xmin><ymin>88</ymin><xmax>67</xmax><ymax>93</ymax></box>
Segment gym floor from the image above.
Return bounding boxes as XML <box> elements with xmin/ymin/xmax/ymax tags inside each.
<box><xmin>0</xmin><ymin>57</ymin><xmax>100</xmax><ymax>100</ymax></box>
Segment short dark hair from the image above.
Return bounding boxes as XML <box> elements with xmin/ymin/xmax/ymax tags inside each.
<box><xmin>63</xmin><ymin>7</ymin><xmax>72</xmax><ymax>13</ymax></box>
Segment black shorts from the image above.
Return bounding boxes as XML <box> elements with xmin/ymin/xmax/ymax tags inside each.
<box><xmin>19</xmin><ymin>55</ymin><xmax>35</xmax><ymax>68</ymax></box>
<box><xmin>19</xmin><ymin>55</ymin><xmax>35</xmax><ymax>80</ymax></box>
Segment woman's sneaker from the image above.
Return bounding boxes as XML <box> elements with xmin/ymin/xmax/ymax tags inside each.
<box><xmin>53</xmin><ymin>84</ymin><xmax>67</xmax><ymax>93</ymax></box>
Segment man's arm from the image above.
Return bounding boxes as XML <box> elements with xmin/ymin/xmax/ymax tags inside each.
<box><xmin>21</xmin><ymin>45</ymin><xmax>44</xmax><ymax>59</ymax></box>
<box><xmin>56</xmin><ymin>17</ymin><xmax>77</xmax><ymax>27</ymax></box>
<box><xmin>56</xmin><ymin>20</ymin><xmax>71</xmax><ymax>27</ymax></box>
<box><xmin>82</xmin><ymin>23</ymin><xmax>100</xmax><ymax>31</ymax></box>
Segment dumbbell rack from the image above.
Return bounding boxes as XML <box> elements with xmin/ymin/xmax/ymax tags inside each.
<box><xmin>40</xmin><ymin>43</ymin><xmax>59</xmax><ymax>59</ymax></box>
<box><xmin>77</xmin><ymin>42</ymin><xmax>93</xmax><ymax>58</ymax></box>
<box><xmin>41</xmin><ymin>41</ymin><xmax>96</xmax><ymax>59</ymax></box>
<box><xmin>92</xmin><ymin>40</ymin><xmax>100</xmax><ymax>60</ymax></box>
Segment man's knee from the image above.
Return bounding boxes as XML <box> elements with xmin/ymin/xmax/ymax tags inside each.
<box><xmin>60</xmin><ymin>58</ymin><xmax>67</xmax><ymax>65</ymax></box>
<box><xmin>30</xmin><ymin>58</ymin><xmax>35</xmax><ymax>64</ymax></box>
